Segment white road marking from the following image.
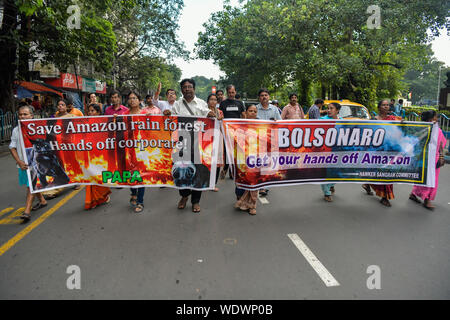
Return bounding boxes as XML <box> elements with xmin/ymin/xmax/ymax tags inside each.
<box><xmin>287</xmin><ymin>233</ymin><xmax>340</xmax><ymax>287</ymax></box>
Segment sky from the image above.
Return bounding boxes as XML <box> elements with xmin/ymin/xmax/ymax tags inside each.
<box><xmin>173</xmin><ymin>0</ymin><xmax>450</xmax><ymax>81</ymax></box>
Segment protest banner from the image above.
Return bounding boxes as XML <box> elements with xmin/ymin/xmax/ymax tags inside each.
<box><xmin>19</xmin><ymin>115</ymin><xmax>220</xmax><ymax>193</ymax></box>
<box><xmin>222</xmin><ymin>119</ymin><xmax>437</xmax><ymax>190</ymax></box>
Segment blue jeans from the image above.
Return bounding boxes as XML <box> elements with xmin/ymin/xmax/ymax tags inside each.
<box><xmin>131</xmin><ymin>188</ymin><xmax>145</xmax><ymax>205</ymax></box>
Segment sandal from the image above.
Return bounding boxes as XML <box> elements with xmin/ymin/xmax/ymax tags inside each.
<box><xmin>32</xmin><ymin>202</ymin><xmax>47</xmax><ymax>211</ymax></box>
<box><xmin>192</xmin><ymin>203</ymin><xmax>201</xmax><ymax>213</ymax></box>
<box><xmin>324</xmin><ymin>195</ymin><xmax>333</xmax><ymax>202</ymax></box>
<box><xmin>130</xmin><ymin>196</ymin><xmax>137</xmax><ymax>207</ymax></box>
<box><xmin>380</xmin><ymin>198</ymin><xmax>391</xmax><ymax>207</ymax></box>
<box><xmin>330</xmin><ymin>186</ymin><xmax>335</xmax><ymax>194</ymax></box>
<box><xmin>362</xmin><ymin>184</ymin><xmax>373</xmax><ymax>195</ymax></box>
<box><xmin>249</xmin><ymin>209</ymin><xmax>256</xmax><ymax>215</ymax></box>
<box><xmin>20</xmin><ymin>212</ymin><xmax>31</xmax><ymax>222</ymax></box>
<box><xmin>105</xmin><ymin>195</ymin><xmax>111</xmax><ymax>204</ymax></box>
<box><xmin>213</xmin><ymin>187</ymin><xmax>219</xmax><ymax>192</ymax></box>
<box><xmin>134</xmin><ymin>204</ymin><xmax>144</xmax><ymax>213</ymax></box>
<box><xmin>423</xmin><ymin>200</ymin><xmax>434</xmax><ymax>211</ymax></box>
<box><xmin>178</xmin><ymin>197</ymin><xmax>188</xmax><ymax>209</ymax></box>
<box><xmin>409</xmin><ymin>194</ymin><xmax>421</xmax><ymax>204</ymax></box>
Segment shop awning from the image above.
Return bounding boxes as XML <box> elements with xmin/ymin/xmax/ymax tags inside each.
<box><xmin>15</xmin><ymin>81</ymin><xmax>63</xmax><ymax>97</ymax></box>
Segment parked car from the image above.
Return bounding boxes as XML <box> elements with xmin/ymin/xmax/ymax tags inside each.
<box><xmin>242</xmin><ymin>99</ymin><xmax>260</xmax><ymax>109</ymax></box>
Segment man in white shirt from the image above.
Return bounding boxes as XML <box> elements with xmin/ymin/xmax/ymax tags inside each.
<box><xmin>9</xmin><ymin>105</ymin><xmax>48</xmax><ymax>222</ymax></box>
<box><xmin>153</xmin><ymin>82</ymin><xmax>177</xmax><ymax>113</ymax></box>
<box><xmin>164</xmin><ymin>78</ymin><xmax>216</xmax><ymax>213</ymax></box>
<box><xmin>166</xmin><ymin>79</ymin><xmax>213</xmax><ymax>117</ymax></box>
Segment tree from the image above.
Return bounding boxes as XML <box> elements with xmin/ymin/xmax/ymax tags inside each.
<box><xmin>0</xmin><ymin>0</ymin><xmax>187</xmax><ymax>111</ymax></box>
<box><xmin>196</xmin><ymin>0</ymin><xmax>450</xmax><ymax>109</ymax></box>
<box><xmin>110</xmin><ymin>0</ymin><xmax>188</xmax><ymax>94</ymax></box>
<box><xmin>402</xmin><ymin>46</ymin><xmax>450</xmax><ymax>104</ymax></box>
<box><xmin>0</xmin><ymin>0</ymin><xmax>118</xmax><ymax>111</ymax></box>
<box><xmin>117</xmin><ymin>55</ymin><xmax>181</xmax><ymax>97</ymax></box>
<box><xmin>191</xmin><ymin>76</ymin><xmax>217</xmax><ymax>101</ymax></box>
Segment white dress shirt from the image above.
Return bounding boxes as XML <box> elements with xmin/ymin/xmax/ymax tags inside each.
<box><xmin>172</xmin><ymin>96</ymin><xmax>210</xmax><ymax>117</ymax></box>
<box><xmin>153</xmin><ymin>99</ymin><xmax>174</xmax><ymax>112</ymax></box>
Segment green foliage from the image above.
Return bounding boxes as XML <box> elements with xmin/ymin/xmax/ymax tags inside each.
<box><xmin>15</xmin><ymin>0</ymin><xmax>117</xmax><ymax>74</ymax></box>
<box><xmin>402</xmin><ymin>47</ymin><xmax>450</xmax><ymax>104</ymax></box>
<box><xmin>195</xmin><ymin>0</ymin><xmax>450</xmax><ymax>109</ymax></box>
<box><xmin>119</xmin><ymin>55</ymin><xmax>182</xmax><ymax>96</ymax></box>
<box><xmin>110</xmin><ymin>0</ymin><xmax>187</xmax><ymax>93</ymax></box>
<box><xmin>191</xmin><ymin>76</ymin><xmax>217</xmax><ymax>101</ymax></box>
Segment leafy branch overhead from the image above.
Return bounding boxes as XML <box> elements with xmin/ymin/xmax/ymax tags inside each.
<box><xmin>195</xmin><ymin>0</ymin><xmax>450</xmax><ymax>107</ymax></box>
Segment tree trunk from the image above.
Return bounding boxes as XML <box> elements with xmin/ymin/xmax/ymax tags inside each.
<box><xmin>0</xmin><ymin>0</ymin><xmax>18</xmax><ymax>112</ymax></box>
<box><xmin>298</xmin><ymin>78</ymin><xmax>311</xmax><ymax>107</ymax></box>
<box><xmin>321</xmin><ymin>82</ymin><xmax>327</xmax><ymax>99</ymax></box>
<box><xmin>18</xmin><ymin>14</ymin><xmax>31</xmax><ymax>81</ymax></box>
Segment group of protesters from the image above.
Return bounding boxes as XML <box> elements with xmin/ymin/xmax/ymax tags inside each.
<box><xmin>9</xmin><ymin>78</ymin><xmax>446</xmax><ymax>222</ymax></box>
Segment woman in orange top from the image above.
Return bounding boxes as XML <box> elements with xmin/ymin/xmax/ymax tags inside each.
<box><xmin>84</xmin><ymin>104</ymin><xmax>111</xmax><ymax>209</ymax></box>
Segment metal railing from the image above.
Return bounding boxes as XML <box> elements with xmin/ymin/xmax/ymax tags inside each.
<box><xmin>405</xmin><ymin>112</ymin><xmax>420</xmax><ymax>122</ymax></box>
<box><xmin>0</xmin><ymin>110</ymin><xmax>51</xmax><ymax>144</ymax></box>
<box><xmin>0</xmin><ymin>110</ymin><xmax>18</xmax><ymax>144</ymax></box>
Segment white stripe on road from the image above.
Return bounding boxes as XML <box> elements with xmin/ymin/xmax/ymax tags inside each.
<box><xmin>258</xmin><ymin>196</ymin><xmax>269</xmax><ymax>204</ymax></box>
<box><xmin>287</xmin><ymin>233</ymin><xmax>340</xmax><ymax>287</ymax></box>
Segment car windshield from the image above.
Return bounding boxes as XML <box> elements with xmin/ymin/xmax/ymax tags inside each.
<box><xmin>339</xmin><ymin>105</ymin><xmax>369</xmax><ymax>119</ymax></box>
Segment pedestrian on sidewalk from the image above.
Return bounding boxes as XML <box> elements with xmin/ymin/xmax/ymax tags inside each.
<box><xmin>9</xmin><ymin>105</ymin><xmax>48</xmax><ymax>222</ymax></box>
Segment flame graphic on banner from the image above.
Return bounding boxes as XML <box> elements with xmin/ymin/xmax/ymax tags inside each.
<box><xmin>20</xmin><ymin>115</ymin><xmax>218</xmax><ymax>192</ymax></box>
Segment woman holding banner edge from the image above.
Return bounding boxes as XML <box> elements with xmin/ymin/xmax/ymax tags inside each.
<box><xmin>409</xmin><ymin>110</ymin><xmax>446</xmax><ymax>210</ymax></box>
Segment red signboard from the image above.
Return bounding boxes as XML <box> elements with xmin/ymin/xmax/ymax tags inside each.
<box><xmin>45</xmin><ymin>73</ymin><xmax>83</xmax><ymax>90</ymax></box>
<box><xmin>95</xmin><ymin>80</ymin><xmax>107</xmax><ymax>94</ymax></box>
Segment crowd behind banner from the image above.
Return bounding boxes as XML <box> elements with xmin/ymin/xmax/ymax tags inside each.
<box><xmin>9</xmin><ymin>79</ymin><xmax>447</xmax><ymax>221</ymax></box>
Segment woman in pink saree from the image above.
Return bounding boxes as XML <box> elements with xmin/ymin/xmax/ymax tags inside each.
<box><xmin>409</xmin><ymin>110</ymin><xmax>446</xmax><ymax>210</ymax></box>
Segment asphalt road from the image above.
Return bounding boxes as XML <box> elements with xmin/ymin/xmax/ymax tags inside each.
<box><xmin>0</xmin><ymin>151</ymin><xmax>449</xmax><ymax>300</ymax></box>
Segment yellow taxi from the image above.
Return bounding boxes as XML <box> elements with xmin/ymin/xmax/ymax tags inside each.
<box><xmin>323</xmin><ymin>99</ymin><xmax>370</xmax><ymax>120</ymax></box>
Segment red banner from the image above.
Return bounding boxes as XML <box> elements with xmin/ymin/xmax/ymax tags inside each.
<box><xmin>19</xmin><ymin>115</ymin><xmax>220</xmax><ymax>192</ymax></box>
